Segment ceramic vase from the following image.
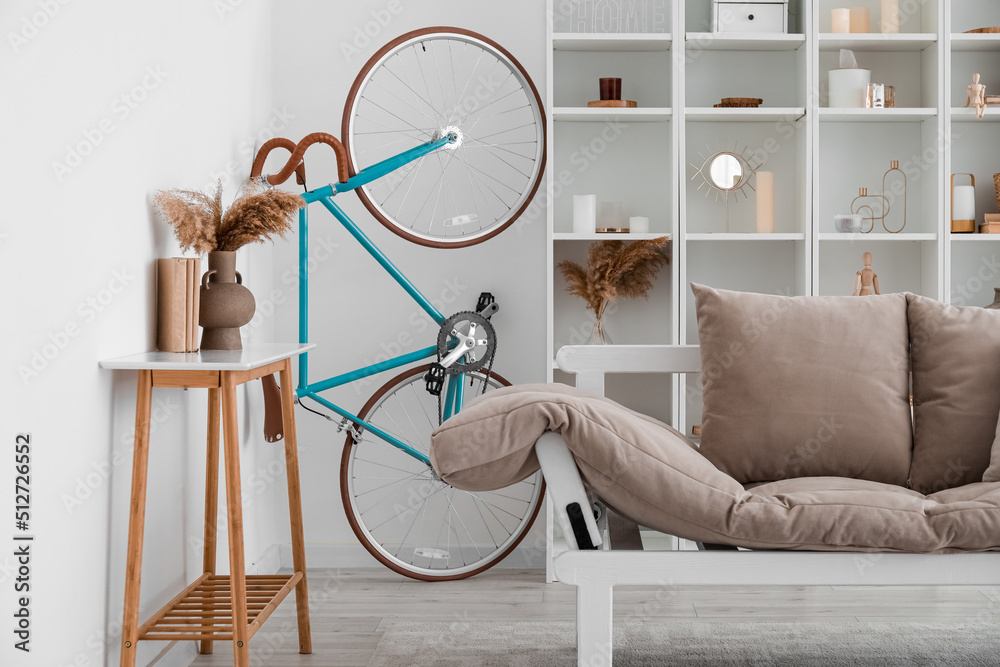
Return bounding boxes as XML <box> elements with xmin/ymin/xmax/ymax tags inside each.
<box><xmin>199</xmin><ymin>250</ymin><xmax>255</xmax><ymax>350</ymax></box>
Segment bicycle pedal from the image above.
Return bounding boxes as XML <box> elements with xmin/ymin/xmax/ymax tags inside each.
<box><xmin>476</xmin><ymin>292</ymin><xmax>499</xmax><ymax>318</ymax></box>
<box><xmin>425</xmin><ymin>363</ymin><xmax>446</xmax><ymax>396</ymax></box>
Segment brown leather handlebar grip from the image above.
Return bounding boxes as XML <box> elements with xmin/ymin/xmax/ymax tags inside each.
<box><xmin>250</xmin><ymin>137</ymin><xmax>307</xmax><ymax>186</ymax></box>
<box><xmin>250</xmin><ymin>133</ymin><xmax>350</xmax><ymax>186</ymax></box>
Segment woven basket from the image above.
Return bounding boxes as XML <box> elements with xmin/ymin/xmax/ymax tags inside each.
<box><xmin>995</xmin><ymin>173</ymin><xmax>1000</xmax><ymax>212</ymax></box>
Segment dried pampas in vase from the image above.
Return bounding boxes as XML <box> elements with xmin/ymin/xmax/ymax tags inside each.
<box><xmin>557</xmin><ymin>237</ymin><xmax>669</xmax><ymax>344</ymax></box>
<box><xmin>153</xmin><ymin>180</ymin><xmax>304</xmax><ymax>350</ymax></box>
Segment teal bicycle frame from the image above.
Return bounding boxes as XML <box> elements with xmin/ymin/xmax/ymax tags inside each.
<box><xmin>294</xmin><ymin>134</ymin><xmax>465</xmax><ymax>468</ymax></box>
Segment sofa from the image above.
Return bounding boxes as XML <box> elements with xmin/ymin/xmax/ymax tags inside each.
<box><xmin>429</xmin><ymin>285</ymin><xmax>1000</xmax><ymax>665</ymax></box>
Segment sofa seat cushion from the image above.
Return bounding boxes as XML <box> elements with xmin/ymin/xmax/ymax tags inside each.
<box><xmin>691</xmin><ymin>284</ymin><xmax>912</xmax><ymax>486</ymax></box>
<box><xmin>908</xmin><ymin>294</ymin><xmax>1000</xmax><ymax>493</ymax></box>
<box><xmin>431</xmin><ymin>383</ymin><xmax>1000</xmax><ymax>553</ymax></box>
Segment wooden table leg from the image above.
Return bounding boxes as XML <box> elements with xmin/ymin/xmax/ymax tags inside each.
<box><xmin>279</xmin><ymin>359</ymin><xmax>312</xmax><ymax>654</ymax></box>
<box><xmin>221</xmin><ymin>373</ymin><xmax>250</xmax><ymax>667</ymax></box>
<box><xmin>120</xmin><ymin>370</ymin><xmax>153</xmax><ymax>667</ymax></box>
<box><xmin>201</xmin><ymin>387</ymin><xmax>221</xmax><ymax>655</ymax></box>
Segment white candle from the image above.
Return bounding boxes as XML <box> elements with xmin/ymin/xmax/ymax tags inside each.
<box><xmin>832</xmin><ymin>8</ymin><xmax>851</xmax><ymax>33</ymax></box>
<box><xmin>573</xmin><ymin>195</ymin><xmax>597</xmax><ymax>234</ymax></box>
<box><xmin>756</xmin><ymin>172</ymin><xmax>775</xmax><ymax>233</ymax></box>
<box><xmin>881</xmin><ymin>0</ymin><xmax>899</xmax><ymax>33</ymax></box>
<box><xmin>629</xmin><ymin>216</ymin><xmax>650</xmax><ymax>233</ymax></box>
<box><xmin>850</xmin><ymin>7</ymin><xmax>870</xmax><ymax>33</ymax></box>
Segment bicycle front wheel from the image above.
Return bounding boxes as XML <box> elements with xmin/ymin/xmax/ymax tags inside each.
<box><xmin>342</xmin><ymin>27</ymin><xmax>546</xmax><ymax>249</ymax></box>
<box><xmin>341</xmin><ymin>364</ymin><xmax>544</xmax><ymax>580</ymax></box>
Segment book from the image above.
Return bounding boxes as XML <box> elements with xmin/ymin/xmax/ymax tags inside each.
<box><xmin>156</xmin><ymin>258</ymin><xmax>187</xmax><ymax>352</ymax></box>
<box><xmin>189</xmin><ymin>257</ymin><xmax>201</xmax><ymax>351</ymax></box>
<box><xmin>185</xmin><ymin>258</ymin><xmax>196</xmax><ymax>351</ymax></box>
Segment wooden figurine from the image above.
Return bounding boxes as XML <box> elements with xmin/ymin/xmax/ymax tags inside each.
<box><xmin>853</xmin><ymin>252</ymin><xmax>880</xmax><ymax>296</ymax></box>
<box><xmin>967</xmin><ymin>73</ymin><xmax>987</xmax><ymax>119</ymax></box>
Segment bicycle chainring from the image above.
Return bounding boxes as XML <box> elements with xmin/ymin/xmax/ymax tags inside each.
<box><xmin>436</xmin><ymin>311</ymin><xmax>496</xmax><ymax>375</ymax></box>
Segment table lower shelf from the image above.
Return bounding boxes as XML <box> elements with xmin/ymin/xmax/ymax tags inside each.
<box><xmin>138</xmin><ymin>572</ymin><xmax>302</xmax><ymax>642</ymax></box>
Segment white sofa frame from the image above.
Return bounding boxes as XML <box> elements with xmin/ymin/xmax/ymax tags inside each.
<box><xmin>543</xmin><ymin>344</ymin><xmax>1000</xmax><ymax>666</ymax></box>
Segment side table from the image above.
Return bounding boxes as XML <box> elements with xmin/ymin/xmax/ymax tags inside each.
<box><xmin>100</xmin><ymin>343</ymin><xmax>315</xmax><ymax>667</ymax></box>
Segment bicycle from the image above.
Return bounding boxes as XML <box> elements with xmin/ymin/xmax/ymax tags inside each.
<box><xmin>250</xmin><ymin>27</ymin><xmax>546</xmax><ymax>581</ymax></box>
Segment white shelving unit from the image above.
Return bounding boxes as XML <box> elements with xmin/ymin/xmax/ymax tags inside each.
<box><xmin>544</xmin><ymin>0</ymin><xmax>1000</xmax><ymax>579</ymax></box>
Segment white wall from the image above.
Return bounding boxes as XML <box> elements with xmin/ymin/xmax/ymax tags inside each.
<box><xmin>0</xmin><ymin>2</ymin><xmax>282</xmax><ymax>665</ymax></box>
<box><xmin>266</xmin><ymin>0</ymin><xmax>548</xmax><ymax>566</ymax></box>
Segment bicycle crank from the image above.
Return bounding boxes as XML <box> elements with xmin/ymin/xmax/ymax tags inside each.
<box><xmin>435</xmin><ymin>310</ymin><xmax>497</xmax><ymax>376</ymax></box>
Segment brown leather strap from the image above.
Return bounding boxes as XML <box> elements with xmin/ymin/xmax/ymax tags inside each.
<box><xmin>250</xmin><ymin>137</ymin><xmax>307</xmax><ymax>186</ymax></box>
<box><xmin>261</xmin><ymin>374</ymin><xmax>284</xmax><ymax>443</ymax></box>
<box><xmin>250</xmin><ymin>132</ymin><xmax>349</xmax><ymax>186</ymax></box>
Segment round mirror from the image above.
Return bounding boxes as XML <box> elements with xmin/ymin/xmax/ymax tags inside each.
<box><xmin>709</xmin><ymin>153</ymin><xmax>743</xmax><ymax>191</ymax></box>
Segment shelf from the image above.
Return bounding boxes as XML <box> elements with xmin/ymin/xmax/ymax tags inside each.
<box><xmin>554</xmin><ymin>232</ymin><xmax>672</xmax><ymax>241</ymax></box>
<box><xmin>951</xmin><ymin>107</ymin><xmax>1000</xmax><ymax>122</ymax></box>
<box><xmin>684</xmin><ymin>32</ymin><xmax>805</xmax><ymax>51</ymax></box>
<box><xmin>553</xmin><ymin>107</ymin><xmax>672</xmax><ymax>122</ymax></box>
<box><xmin>819</xmin><ymin>233</ymin><xmax>937</xmax><ymax>242</ymax></box>
<box><xmin>819</xmin><ymin>108</ymin><xmax>937</xmax><ymax>122</ymax></box>
<box><xmin>137</xmin><ymin>573</ymin><xmax>300</xmax><ymax>642</ymax></box>
<box><xmin>951</xmin><ymin>33</ymin><xmax>1000</xmax><ymax>51</ymax></box>
<box><xmin>685</xmin><ymin>107</ymin><xmax>805</xmax><ymax>122</ymax></box>
<box><xmin>686</xmin><ymin>233</ymin><xmax>805</xmax><ymax>241</ymax></box>
<box><xmin>951</xmin><ymin>234</ymin><xmax>1000</xmax><ymax>241</ymax></box>
<box><xmin>818</xmin><ymin>33</ymin><xmax>937</xmax><ymax>51</ymax></box>
<box><xmin>552</xmin><ymin>32</ymin><xmax>671</xmax><ymax>51</ymax></box>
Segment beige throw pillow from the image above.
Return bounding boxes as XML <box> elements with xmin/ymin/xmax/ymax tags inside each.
<box><xmin>908</xmin><ymin>294</ymin><xmax>1000</xmax><ymax>492</ymax></box>
<box><xmin>982</xmin><ymin>413</ymin><xmax>1000</xmax><ymax>483</ymax></box>
<box><xmin>692</xmin><ymin>284</ymin><xmax>912</xmax><ymax>485</ymax></box>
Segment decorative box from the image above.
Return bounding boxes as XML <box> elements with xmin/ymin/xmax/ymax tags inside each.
<box><xmin>714</xmin><ymin>1</ymin><xmax>789</xmax><ymax>33</ymax></box>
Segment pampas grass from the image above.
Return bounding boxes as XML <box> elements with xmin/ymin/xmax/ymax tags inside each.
<box><xmin>558</xmin><ymin>237</ymin><xmax>669</xmax><ymax>320</ymax></box>
<box><xmin>154</xmin><ymin>180</ymin><xmax>302</xmax><ymax>253</ymax></box>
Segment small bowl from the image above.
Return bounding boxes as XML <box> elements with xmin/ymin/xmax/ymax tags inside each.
<box><xmin>834</xmin><ymin>214</ymin><xmax>863</xmax><ymax>233</ymax></box>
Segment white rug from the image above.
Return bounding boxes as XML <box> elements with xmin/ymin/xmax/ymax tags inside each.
<box><xmin>369</xmin><ymin>620</ymin><xmax>1000</xmax><ymax>666</ymax></box>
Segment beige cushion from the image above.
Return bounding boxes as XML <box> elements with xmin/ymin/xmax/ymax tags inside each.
<box><xmin>909</xmin><ymin>294</ymin><xmax>1000</xmax><ymax>492</ymax></box>
<box><xmin>981</xmin><ymin>412</ymin><xmax>1000</xmax><ymax>482</ymax></box>
<box><xmin>691</xmin><ymin>284</ymin><xmax>912</xmax><ymax>486</ymax></box>
<box><xmin>430</xmin><ymin>383</ymin><xmax>1000</xmax><ymax>552</ymax></box>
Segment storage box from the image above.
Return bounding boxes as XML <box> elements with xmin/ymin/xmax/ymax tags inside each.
<box><xmin>714</xmin><ymin>1</ymin><xmax>789</xmax><ymax>33</ymax></box>
<box><xmin>980</xmin><ymin>215</ymin><xmax>1000</xmax><ymax>234</ymax></box>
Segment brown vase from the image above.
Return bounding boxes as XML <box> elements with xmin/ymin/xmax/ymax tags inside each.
<box><xmin>987</xmin><ymin>288</ymin><xmax>1000</xmax><ymax>310</ymax></box>
<box><xmin>199</xmin><ymin>251</ymin><xmax>255</xmax><ymax>350</ymax></box>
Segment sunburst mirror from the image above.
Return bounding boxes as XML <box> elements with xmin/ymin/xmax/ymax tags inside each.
<box><xmin>690</xmin><ymin>143</ymin><xmax>762</xmax><ymax>232</ymax></box>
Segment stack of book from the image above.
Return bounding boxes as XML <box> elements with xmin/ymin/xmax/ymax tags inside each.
<box><xmin>981</xmin><ymin>214</ymin><xmax>1000</xmax><ymax>234</ymax></box>
<box><xmin>156</xmin><ymin>257</ymin><xmax>201</xmax><ymax>352</ymax></box>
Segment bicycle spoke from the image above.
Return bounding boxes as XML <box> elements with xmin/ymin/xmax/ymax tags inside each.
<box><xmin>354</xmin><ymin>456</ymin><xmax>426</xmax><ymax>477</ymax></box>
<box><xmin>369</xmin><ymin>76</ymin><xmax>440</xmax><ymax>131</ymax></box>
<box><xmin>359</xmin><ymin>94</ymin><xmax>435</xmax><ymax>139</ymax></box>
<box><xmin>393</xmin><ymin>392</ymin><xmax>426</xmax><ymax>451</ymax></box>
<box><xmin>367</xmin><ymin>483</ymin><xmax>447</xmax><ymax>533</ymax></box>
<box><xmin>447</xmin><ymin>42</ymin><xmax>484</xmax><ymax>124</ymax></box>
<box><xmin>411</xmin><ymin>383</ymin><xmax>438</xmax><ymax>432</ymax></box>
<box><xmin>393</xmin><ymin>48</ymin><xmax>448</xmax><ymax>126</ymax></box>
<box><xmin>445</xmin><ymin>489</ymin><xmax>483</xmax><ymax>561</ymax></box>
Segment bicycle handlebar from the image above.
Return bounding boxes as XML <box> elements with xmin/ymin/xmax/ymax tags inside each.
<box><xmin>250</xmin><ymin>132</ymin><xmax>350</xmax><ymax>187</ymax></box>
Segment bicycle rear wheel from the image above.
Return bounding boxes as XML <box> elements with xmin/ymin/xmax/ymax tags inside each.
<box><xmin>342</xmin><ymin>27</ymin><xmax>546</xmax><ymax>249</ymax></box>
<box><xmin>341</xmin><ymin>364</ymin><xmax>544</xmax><ymax>580</ymax></box>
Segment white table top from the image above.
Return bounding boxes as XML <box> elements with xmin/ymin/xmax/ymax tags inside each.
<box><xmin>99</xmin><ymin>343</ymin><xmax>316</xmax><ymax>371</ymax></box>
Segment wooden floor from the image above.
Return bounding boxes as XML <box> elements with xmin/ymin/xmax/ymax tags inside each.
<box><xmin>187</xmin><ymin>568</ymin><xmax>1000</xmax><ymax>666</ymax></box>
